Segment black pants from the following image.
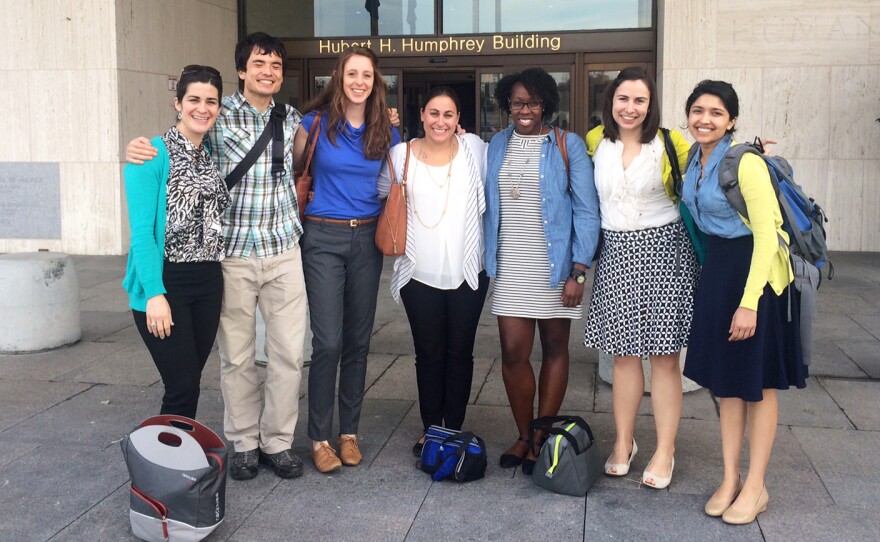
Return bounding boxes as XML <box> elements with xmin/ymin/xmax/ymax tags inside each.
<box><xmin>400</xmin><ymin>272</ymin><xmax>489</xmax><ymax>431</ymax></box>
<box><xmin>134</xmin><ymin>261</ymin><xmax>223</xmax><ymax>419</ymax></box>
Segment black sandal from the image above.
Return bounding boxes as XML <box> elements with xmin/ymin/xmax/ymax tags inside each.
<box><xmin>521</xmin><ymin>431</ymin><xmax>547</xmax><ymax>476</ymax></box>
<box><xmin>499</xmin><ymin>435</ymin><xmax>529</xmax><ymax>468</ymax></box>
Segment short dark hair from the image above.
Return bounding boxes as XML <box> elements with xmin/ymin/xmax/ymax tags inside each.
<box><xmin>685</xmin><ymin>80</ymin><xmax>739</xmax><ymax>134</ymax></box>
<box><xmin>601</xmin><ymin>66</ymin><xmax>660</xmax><ymax>144</ymax></box>
<box><xmin>421</xmin><ymin>86</ymin><xmax>461</xmax><ymax>112</ymax></box>
<box><xmin>176</xmin><ymin>65</ymin><xmax>222</xmax><ymax>101</ymax></box>
<box><xmin>494</xmin><ymin>68</ymin><xmax>560</xmax><ymax>122</ymax></box>
<box><xmin>234</xmin><ymin>32</ymin><xmax>287</xmax><ymax>74</ymax></box>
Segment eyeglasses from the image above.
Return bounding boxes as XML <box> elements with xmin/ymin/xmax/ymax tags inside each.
<box><xmin>509</xmin><ymin>99</ymin><xmax>543</xmax><ymax>111</ymax></box>
<box><xmin>180</xmin><ymin>65</ymin><xmax>222</xmax><ymax>79</ymax></box>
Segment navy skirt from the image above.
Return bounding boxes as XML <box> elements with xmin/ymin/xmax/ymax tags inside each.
<box><xmin>683</xmin><ymin>234</ymin><xmax>807</xmax><ymax>401</ymax></box>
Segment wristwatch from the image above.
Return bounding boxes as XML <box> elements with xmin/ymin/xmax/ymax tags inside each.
<box><xmin>569</xmin><ymin>268</ymin><xmax>586</xmax><ymax>285</ymax></box>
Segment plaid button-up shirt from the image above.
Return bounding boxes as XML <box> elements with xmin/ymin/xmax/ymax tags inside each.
<box><xmin>205</xmin><ymin>91</ymin><xmax>302</xmax><ymax>258</ymax></box>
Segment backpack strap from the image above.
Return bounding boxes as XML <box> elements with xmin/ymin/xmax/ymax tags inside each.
<box><xmin>270</xmin><ymin>103</ymin><xmax>287</xmax><ymax>179</ymax></box>
<box><xmin>718</xmin><ymin>144</ymin><xmax>756</xmax><ymax>220</ymax></box>
<box><xmin>553</xmin><ymin>127</ymin><xmax>571</xmax><ymax>192</ymax></box>
<box><xmin>686</xmin><ymin>144</ymin><xmax>700</xmax><ymax>174</ymax></box>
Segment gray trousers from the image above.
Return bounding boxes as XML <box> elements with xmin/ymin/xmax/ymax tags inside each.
<box><xmin>301</xmin><ymin>219</ymin><xmax>383</xmax><ymax>441</ymax></box>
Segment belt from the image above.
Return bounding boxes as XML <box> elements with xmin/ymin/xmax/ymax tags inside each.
<box><xmin>305</xmin><ymin>216</ymin><xmax>378</xmax><ymax>228</ymax></box>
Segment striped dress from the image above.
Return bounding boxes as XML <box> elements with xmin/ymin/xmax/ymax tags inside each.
<box><xmin>491</xmin><ymin>132</ymin><xmax>582</xmax><ymax>319</ymax></box>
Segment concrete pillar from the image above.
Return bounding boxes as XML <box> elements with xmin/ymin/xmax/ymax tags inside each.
<box><xmin>0</xmin><ymin>252</ymin><xmax>81</xmax><ymax>353</ymax></box>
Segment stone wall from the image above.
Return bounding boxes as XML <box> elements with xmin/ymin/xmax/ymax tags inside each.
<box><xmin>658</xmin><ymin>0</ymin><xmax>880</xmax><ymax>251</ymax></box>
<box><xmin>0</xmin><ymin>0</ymin><xmax>237</xmax><ymax>254</ymax></box>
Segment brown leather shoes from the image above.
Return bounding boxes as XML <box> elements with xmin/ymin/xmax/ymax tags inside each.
<box><xmin>312</xmin><ymin>442</ymin><xmax>342</xmax><ymax>473</ymax></box>
<box><xmin>337</xmin><ymin>435</ymin><xmax>362</xmax><ymax>466</ymax></box>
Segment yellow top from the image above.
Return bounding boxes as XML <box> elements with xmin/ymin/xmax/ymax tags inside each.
<box><xmin>734</xmin><ymin>151</ymin><xmax>794</xmax><ymax>310</ymax></box>
<box><xmin>585</xmin><ymin>125</ymin><xmax>691</xmax><ymax>202</ymax></box>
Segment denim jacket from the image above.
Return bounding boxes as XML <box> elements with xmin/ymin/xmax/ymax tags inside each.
<box><xmin>682</xmin><ymin>134</ymin><xmax>751</xmax><ymax>239</ymax></box>
<box><xmin>484</xmin><ymin>125</ymin><xmax>600</xmax><ymax>287</ymax></box>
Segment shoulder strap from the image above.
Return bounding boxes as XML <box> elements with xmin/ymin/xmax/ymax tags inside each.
<box><xmin>718</xmin><ymin>144</ymin><xmax>759</xmax><ymax>220</ymax></box>
<box><xmin>553</xmin><ymin>127</ymin><xmax>571</xmax><ymax>191</ymax></box>
<box><xmin>298</xmin><ymin>112</ymin><xmax>323</xmax><ymax>184</ymax></box>
<box><xmin>401</xmin><ymin>140</ymin><xmax>411</xmax><ymax>184</ymax></box>
<box><xmin>224</xmin><ymin>108</ymin><xmax>281</xmax><ymax>191</ymax></box>
<box><xmin>270</xmin><ymin>103</ymin><xmax>287</xmax><ymax>179</ymax></box>
<box><xmin>686</xmin><ymin>144</ymin><xmax>700</xmax><ymax>174</ymax></box>
<box><xmin>660</xmin><ymin>128</ymin><xmax>684</xmax><ymax>198</ymax></box>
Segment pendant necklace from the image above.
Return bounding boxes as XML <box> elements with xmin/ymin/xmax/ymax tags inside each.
<box><xmin>413</xmin><ymin>138</ymin><xmax>455</xmax><ymax>229</ymax></box>
<box><xmin>504</xmin><ymin>126</ymin><xmax>543</xmax><ymax>199</ymax></box>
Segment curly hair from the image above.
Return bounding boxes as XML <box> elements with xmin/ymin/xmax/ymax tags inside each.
<box><xmin>494</xmin><ymin>68</ymin><xmax>560</xmax><ymax>123</ymax></box>
<box><xmin>302</xmin><ymin>47</ymin><xmax>392</xmax><ymax>160</ymax></box>
<box><xmin>601</xmin><ymin>66</ymin><xmax>660</xmax><ymax>144</ymax></box>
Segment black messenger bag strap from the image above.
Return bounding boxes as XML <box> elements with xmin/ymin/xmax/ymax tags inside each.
<box><xmin>225</xmin><ymin>103</ymin><xmax>287</xmax><ymax>191</ymax></box>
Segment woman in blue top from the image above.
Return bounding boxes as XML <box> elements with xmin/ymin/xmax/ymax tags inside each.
<box><xmin>294</xmin><ymin>47</ymin><xmax>400</xmax><ymax>473</ymax></box>
<box><xmin>485</xmin><ymin>68</ymin><xmax>600</xmax><ymax>474</ymax></box>
<box><xmin>122</xmin><ymin>65</ymin><xmax>229</xmax><ymax>419</ymax></box>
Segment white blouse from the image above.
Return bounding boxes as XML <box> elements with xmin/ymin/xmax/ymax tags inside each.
<box><xmin>408</xmin><ymin>155</ymin><xmax>469</xmax><ymax>289</ymax></box>
<box><xmin>593</xmin><ymin>135</ymin><xmax>679</xmax><ymax>231</ymax></box>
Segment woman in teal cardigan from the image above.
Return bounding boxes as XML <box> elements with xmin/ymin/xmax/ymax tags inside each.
<box><xmin>123</xmin><ymin>65</ymin><xmax>229</xmax><ymax>419</ymax></box>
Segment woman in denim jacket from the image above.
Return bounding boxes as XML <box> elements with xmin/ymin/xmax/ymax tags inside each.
<box><xmin>484</xmin><ymin>68</ymin><xmax>600</xmax><ymax>474</ymax></box>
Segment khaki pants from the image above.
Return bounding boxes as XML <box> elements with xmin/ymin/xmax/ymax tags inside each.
<box><xmin>217</xmin><ymin>246</ymin><xmax>307</xmax><ymax>454</ymax></box>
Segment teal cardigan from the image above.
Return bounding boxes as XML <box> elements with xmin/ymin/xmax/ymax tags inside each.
<box><xmin>122</xmin><ymin>136</ymin><xmax>169</xmax><ymax>311</ymax></box>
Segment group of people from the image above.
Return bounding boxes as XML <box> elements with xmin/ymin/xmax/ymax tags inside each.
<box><xmin>122</xmin><ymin>32</ymin><xmax>806</xmax><ymax>526</ymax></box>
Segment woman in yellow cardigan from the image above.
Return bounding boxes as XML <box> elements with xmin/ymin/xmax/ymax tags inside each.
<box><xmin>681</xmin><ymin>80</ymin><xmax>806</xmax><ymax>525</ymax></box>
<box><xmin>584</xmin><ymin>67</ymin><xmax>699</xmax><ymax>489</ymax></box>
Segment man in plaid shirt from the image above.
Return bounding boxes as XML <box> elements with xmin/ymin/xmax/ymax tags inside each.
<box><xmin>126</xmin><ymin>33</ymin><xmax>308</xmax><ymax>481</ymax></box>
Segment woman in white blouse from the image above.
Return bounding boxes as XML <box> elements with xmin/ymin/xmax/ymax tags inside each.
<box><xmin>377</xmin><ymin>86</ymin><xmax>489</xmax><ymax>455</ymax></box>
<box><xmin>583</xmin><ymin>67</ymin><xmax>699</xmax><ymax>489</ymax></box>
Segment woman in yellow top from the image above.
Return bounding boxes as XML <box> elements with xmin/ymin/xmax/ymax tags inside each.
<box><xmin>681</xmin><ymin>80</ymin><xmax>806</xmax><ymax>525</ymax></box>
<box><xmin>583</xmin><ymin>67</ymin><xmax>699</xmax><ymax>490</ymax></box>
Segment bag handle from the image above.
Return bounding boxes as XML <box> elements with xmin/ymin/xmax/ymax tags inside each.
<box><xmin>529</xmin><ymin>415</ymin><xmax>596</xmax><ymax>453</ymax></box>
<box><xmin>297</xmin><ymin>111</ymin><xmax>322</xmax><ymax>185</ymax></box>
<box><xmin>554</xmin><ymin>127</ymin><xmax>571</xmax><ymax>192</ymax></box>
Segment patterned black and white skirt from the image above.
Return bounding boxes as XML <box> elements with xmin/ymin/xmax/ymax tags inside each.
<box><xmin>584</xmin><ymin>220</ymin><xmax>700</xmax><ymax>356</ymax></box>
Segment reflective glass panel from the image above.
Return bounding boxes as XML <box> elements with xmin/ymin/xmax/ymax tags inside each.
<box><xmin>275</xmin><ymin>76</ymin><xmax>301</xmax><ymax>109</ymax></box>
<box><xmin>444</xmin><ymin>0</ymin><xmax>651</xmax><ymax>34</ymax></box>
<box><xmin>587</xmin><ymin>70</ymin><xmax>620</xmax><ymax>131</ymax></box>
<box><xmin>245</xmin><ymin>0</ymin><xmax>435</xmax><ymax>38</ymax></box>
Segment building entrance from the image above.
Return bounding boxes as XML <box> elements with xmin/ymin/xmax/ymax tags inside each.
<box><xmin>400</xmin><ymin>71</ymin><xmax>476</xmax><ymax>141</ymax></box>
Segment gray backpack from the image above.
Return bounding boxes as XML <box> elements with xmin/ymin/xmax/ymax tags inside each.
<box><xmin>121</xmin><ymin>416</ymin><xmax>227</xmax><ymax>542</ymax></box>
<box><xmin>689</xmin><ymin>138</ymin><xmax>831</xmax><ymax>365</ymax></box>
<box><xmin>530</xmin><ymin>416</ymin><xmax>604</xmax><ymax>497</ymax></box>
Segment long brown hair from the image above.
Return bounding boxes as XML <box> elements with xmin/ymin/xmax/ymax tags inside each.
<box><xmin>302</xmin><ymin>47</ymin><xmax>392</xmax><ymax>160</ymax></box>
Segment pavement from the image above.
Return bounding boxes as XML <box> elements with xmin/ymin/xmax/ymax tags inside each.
<box><xmin>1</xmin><ymin>251</ymin><xmax>879</xmax><ymax>542</ymax></box>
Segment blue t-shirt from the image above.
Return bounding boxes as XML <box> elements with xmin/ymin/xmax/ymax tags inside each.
<box><xmin>301</xmin><ymin>111</ymin><xmax>400</xmax><ymax>219</ymax></box>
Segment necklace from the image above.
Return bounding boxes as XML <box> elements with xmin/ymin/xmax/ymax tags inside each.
<box><xmin>412</xmin><ymin>138</ymin><xmax>456</xmax><ymax>228</ymax></box>
<box><xmin>503</xmin><ymin>132</ymin><xmax>543</xmax><ymax>199</ymax></box>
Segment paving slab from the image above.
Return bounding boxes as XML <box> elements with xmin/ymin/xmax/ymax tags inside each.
<box><xmin>55</xmin><ymin>342</ymin><xmax>162</xmax><ymax>386</ymax></box>
<box><xmin>0</xmin><ymin>380</ymin><xmax>92</xmax><ymax>431</ymax></box>
<box><xmin>819</xmin><ymin>378</ymin><xmax>880</xmax><ymax>430</ymax></box>
<box><xmin>813</xmin><ymin>312</ymin><xmax>877</xmax><ymax>343</ymax></box>
<box><xmin>807</xmin><ymin>339</ymin><xmax>869</xmax><ymax>378</ymax></box>
<box><xmin>585</xmin><ymin>485</ymin><xmax>762</xmax><ymax>541</ymax></box>
<box><xmin>836</xmin><ymin>339</ymin><xmax>880</xmax><ymax>378</ymax></box>
<box><xmin>0</xmin><ymin>444</ymin><xmax>129</xmax><ymax>542</ymax></box>
<box><xmin>791</xmin><ymin>426</ymin><xmax>880</xmax><ymax>509</ymax></box>
<box><xmin>776</xmin><ymin>377</ymin><xmax>853</xmax><ymax>429</ymax></box>
<box><xmin>758</xmin><ymin>504</ymin><xmax>880</xmax><ymax>542</ymax></box>
<box><xmin>94</xmin><ymin>323</ymin><xmax>145</xmax><ymax>345</ymax></box>
<box><xmin>79</xmin><ymin>310</ymin><xmax>136</xmax><ymax>342</ymax></box>
<box><xmin>0</xmin><ymin>341</ymin><xmax>129</xmax><ymax>381</ymax></box>
<box><xmin>850</xmin><ymin>313</ymin><xmax>880</xmax><ymax>341</ymax></box>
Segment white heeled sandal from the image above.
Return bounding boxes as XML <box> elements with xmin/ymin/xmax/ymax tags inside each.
<box><xmin>604</xmin><ymin>439</ymin><xmax>638</xmax><ymax>476</ymax></box>
<box><xmin>642</xmin><ymin>457</ymin><xmax>675</xmax><ymax>489</ymax></box>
